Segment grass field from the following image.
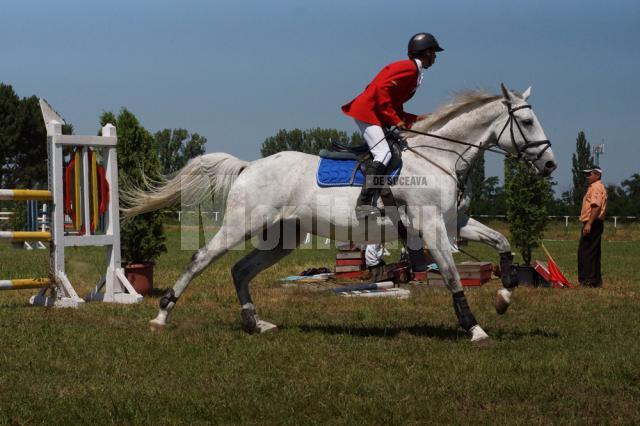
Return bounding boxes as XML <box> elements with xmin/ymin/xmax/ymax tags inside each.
<box><xmin>1</xmin><ymin>222</ymin><xmax>639</xmax><ymax>424</ymax></box>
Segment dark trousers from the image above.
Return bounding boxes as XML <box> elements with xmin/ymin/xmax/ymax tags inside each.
<box><xmin>578</xmin><ymin>219</ymin><xmax>604</xmax><ymax>287</ymax></box>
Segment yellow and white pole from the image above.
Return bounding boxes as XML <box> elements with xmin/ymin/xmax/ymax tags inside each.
<box><xmin>0</xmin><ymin>278</ymin><xmax>51</xmax><ymax>291</ymax></box>
<box><xmin>0</xmin><ymin>189</ymin><xmax>52</xmax><ymax>202</ymax></box>
<box><xmin>0</xmin><ymin>231</ymin><xmax>51</xmax><ymax>242</ymax></box>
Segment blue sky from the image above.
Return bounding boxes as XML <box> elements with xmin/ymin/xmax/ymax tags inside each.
<box><xmin>2</xmin><ymin>0</ymin><xmax>639</xmax><ymax>194</ymax></box>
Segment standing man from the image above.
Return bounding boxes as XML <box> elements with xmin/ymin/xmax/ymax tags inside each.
<box><xmin>578</xmin><ymin>167</ymin><xmax>608</xmax><ymax>287</ymax></box>
<box><xmin>342</xmin><ymin>32</ymin><xmax>443</xmax><ymax>219</ymax></box>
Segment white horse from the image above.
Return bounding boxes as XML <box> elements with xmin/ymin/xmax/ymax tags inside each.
<box><xmin>123</xmin><ymin>84</ymin><xmax>556</xmax><ymax>343</ymax></box>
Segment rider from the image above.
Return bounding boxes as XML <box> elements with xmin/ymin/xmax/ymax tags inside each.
<box><xmin>342</xmin><ymin>32</ymin><xmax>443</xmax><ymax>219</ymax></box>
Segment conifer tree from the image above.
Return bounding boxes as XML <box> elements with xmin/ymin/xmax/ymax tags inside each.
<box><xmin>571</xmin><ymin>131</ymin><xmax>594</xmax><ymax>210</ymax></box>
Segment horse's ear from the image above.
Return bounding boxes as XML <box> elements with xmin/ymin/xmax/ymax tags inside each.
<box><xmin>500</xmin><ymin>83</ymin><xmax>513</xmax><ymax>102</ymax></box>
<box><xmin>522</xmin><ymin>86</ymin><xmax>532</xmax><ymax>101</ymax></box>
<box><xmin>500</xmin><ymin>82</ymin><xmax>516</xmax><ymax>105</ymax></box>
<box><xmin>500</xmin><ymin>83</ymin><xmax>514</xmax><ymax>106</ymax></box>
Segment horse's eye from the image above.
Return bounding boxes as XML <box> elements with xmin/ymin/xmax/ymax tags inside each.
<box><xmin>522</xmin><ymin>119</ymin><xmax>533</xmax><ymax>126</ymax></box>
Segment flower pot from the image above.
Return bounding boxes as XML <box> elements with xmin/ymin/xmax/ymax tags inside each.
<box><xmin>516</xmin><ymin>264</ymin><xmax>541</xmax><ymax>287</ymax></box>
<box><xmin>124</xmin><ymin>262</ymin><xmax>154</xmax><ymax>296</ymax></box>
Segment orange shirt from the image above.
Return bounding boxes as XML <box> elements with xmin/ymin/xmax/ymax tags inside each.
<box><xmin>580</xmin><ymin>180</ymin><xmax>607</xmax><ymax>222</ymax></box>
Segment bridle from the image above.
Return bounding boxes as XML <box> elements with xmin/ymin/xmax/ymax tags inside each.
<box><xmin>496</xmin><ymin>104</ymin><xmax>552</xmax><ymax>162</ymax></box>
<box><xmin>384</xmin><ymin>101</ymin><xmax>553</xmax><ymax>198</ymax></box>
<box><xmin>399</xmin><ymin>102</ymin><xmax>552</xmax><ymax>164</ymax></box>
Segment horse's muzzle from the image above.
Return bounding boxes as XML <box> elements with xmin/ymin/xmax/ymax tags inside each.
<box><xmin>541</xmin><ymin>160</ymin><xmax>557</xmax><ymax>177</ymax></box>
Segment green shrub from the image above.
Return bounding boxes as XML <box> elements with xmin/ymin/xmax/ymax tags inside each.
<box><xmin>505</xmin><ymin>158</ymin><xmax>553</xmax><ymax>264</ymax></box>
<box><xmin>101</xmin><ymin>109</ymin><xmax>166</xmax><ymax>264</ymax></box>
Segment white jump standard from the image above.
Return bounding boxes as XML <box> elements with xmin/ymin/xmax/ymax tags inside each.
<box><xmin>0</xmin><ymin>100</ymin><xmax>142</xmax><ymax>307</ymax></box>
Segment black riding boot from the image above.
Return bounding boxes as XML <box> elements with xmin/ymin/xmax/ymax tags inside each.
<box><xmin>356</xmin><ymin>161</ymin><xmax>386</xmax><ymax>219</ymax></box>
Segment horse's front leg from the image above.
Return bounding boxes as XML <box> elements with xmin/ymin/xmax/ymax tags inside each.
<box><xmin>457</xmin><ymin>215</ymin><xmax>518</xmax><ymax>314</ymax></box>
<box><xmin>417</xmin><ymin>213</ymin><xmax>490</xmax><ymax>344</ymax></box>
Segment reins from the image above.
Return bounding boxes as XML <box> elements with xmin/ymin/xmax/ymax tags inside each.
<box><xmin>402</xmin><ymin>128</ymin><xmax>506</xmax><ymax>156</ymax></box>
<box><xmin>398</xmin><ymin>104</ymin><xmax>551</xmax><ymax>162</ymax></box>
<box><xmin>369</xmin><ymin>102</ymin><xmax>553</xmax><ymax>202</ymax></box>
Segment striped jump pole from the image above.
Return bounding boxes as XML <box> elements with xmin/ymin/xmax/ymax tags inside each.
<box><xmin>0</xmin><ymin>278</ymin><xmax>52</xmax><ymax>291</ymax></box>
<box><xmin>0</xmin><ymin>189</ymin><xmax>52</xmax><ymax>202</ymax></box>
<box><xmin>0</xmin><ymin>231</ymin><xmax>51</xmax><ymax>242</ymax></box>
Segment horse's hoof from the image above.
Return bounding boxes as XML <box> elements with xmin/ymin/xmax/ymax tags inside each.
<box><xmin>241</xmin><ymin>304</ymin><xmax>278</xmax><ymax>334</ymax></box>
<box><xmin>495</xmin><ymin>288</ymin><xmax>512</xmax><ymax>315</ymax></box>
<box><xmin>469</xmin><ymin>325</ymin><xmax>490</xmax><ymax>345</ymax></box>
<box><xmin>470</xmin><ymin>326</ymin><xmax>493</xmax><ymax>347</ymax></box>
<box><xmin>149</xmin><ymin>318</ymin><xmax>166</xmax><ymax>332</ymax></box>
<box><xmin>242</xmin><ymin>317</ymin><xmax>278</xmax><ymax>334</ymax></box>
<box><xmin>256</xmin><ymin>319</ymin><xmax>278</xmax><ymax>334</ymax></box>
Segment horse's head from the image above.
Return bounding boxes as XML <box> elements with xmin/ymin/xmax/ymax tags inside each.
<box><xmin>495</xmin><ymin>83</ymin><xmax>557</xmax><ymax>177</ymax></box>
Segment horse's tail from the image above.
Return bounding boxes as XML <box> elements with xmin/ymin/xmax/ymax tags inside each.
<box><xmin>120</xmin><ymin>153</ymin><xmax>248</xmax><ymax>219</ymax></box>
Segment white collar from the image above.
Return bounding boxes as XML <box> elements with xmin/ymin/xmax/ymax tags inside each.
<box><xmin>414</xmin><ymin>59</ymin><xmax>424</xmax><ymax>86</ymax></box>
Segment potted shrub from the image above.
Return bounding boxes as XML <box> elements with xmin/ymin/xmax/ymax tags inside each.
<box><xmin>101</xmin><ymin>109</ymin><xmax>166</xmax><ymax>295</ymax></box>
<box><xmin>504</xmin><ymin>158</ymin><xmax>553</xmax><ymax>286</ymax></box>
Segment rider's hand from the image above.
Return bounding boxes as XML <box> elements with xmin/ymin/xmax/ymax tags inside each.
<box><xmin>396</xmin><ymin>120</ymin><xmax>406</xmax><ymax>129</ymax></box>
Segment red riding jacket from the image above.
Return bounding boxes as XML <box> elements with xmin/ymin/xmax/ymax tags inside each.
<box><xmin>342</xmin><ymin>59</ymin><xmax>420</xmax><ymax>128</ymax></box>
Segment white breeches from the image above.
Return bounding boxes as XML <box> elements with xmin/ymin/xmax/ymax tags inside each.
<box><xmin>355</xmin><ymin>119</ymin><xmax>391</xmax><ymax>166</ymax></box>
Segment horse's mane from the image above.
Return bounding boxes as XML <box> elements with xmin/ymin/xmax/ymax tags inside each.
<box><xmin>410</xmin><ymin>90</ymin><xmax>502</xmax><ymax>134</ymax></box>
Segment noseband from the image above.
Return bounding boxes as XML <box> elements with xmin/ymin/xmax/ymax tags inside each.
<box><xmin>497</xmin><ymin>104</ymin><xmax>552</xmax><ymax>162</ymax></box>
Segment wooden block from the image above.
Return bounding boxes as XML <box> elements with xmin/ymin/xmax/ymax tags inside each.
<box><xmin>426</xmin><ymin>275</ymin><xmax>488</xmax><ymax>287</ymax></box>
<box><xmin>461</xmin><ymin>278</ymin><xmax>485</xmax><ymax>286</ymax></box>
<box><xmin>336</xmin><ymin>251</ymin><xmax>364</xmax><ymax>260</ymax></box>
<box><xmin>335</xmin><ymin>265</ymin><xmax>363</xmax><ymax>273</ymax></box>
<box><xmin>457</xmin><ymin>261</ymin><xmax>493</xmax><ymax>272</ymax></box>
<box><xmin>335</xmin><ymin>270</ymin><xmax>368</xmax><ymax>280</ymax></box>
<box><xmin>336</xmin><ymin>258</ymin><xmax>364</xmax><ymax>266</ymax></box>
<box><xmin>413</xmin><ymin>271</ymin><xmax>428</xmax><ymax>281</ymax></box>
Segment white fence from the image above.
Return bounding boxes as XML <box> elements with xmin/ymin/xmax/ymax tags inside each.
<box><xmin>470</xmin><ymin>214</ymin><xmax>638</xmax><ymax>234</ymax></box>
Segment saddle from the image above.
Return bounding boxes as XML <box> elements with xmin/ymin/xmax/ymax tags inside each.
<box><xmin>316</xmin><ymin>131</ymin><xmax>405</xmax><ymax>187</ymax></box>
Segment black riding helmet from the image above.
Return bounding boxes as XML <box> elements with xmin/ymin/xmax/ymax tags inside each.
<box><xmin>408</xmin><ymin>32</ymin><xmax>444</xmax><ymax>58</ymax></box>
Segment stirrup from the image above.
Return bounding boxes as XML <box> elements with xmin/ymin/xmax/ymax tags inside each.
<box><xmin>356</xmin><ymin>204</ymin><xmax>381</xmax><ymax>219</ymax></box>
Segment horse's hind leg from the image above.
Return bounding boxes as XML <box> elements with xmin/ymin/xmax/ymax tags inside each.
<box><xmin>233</xmin><ymin>221</ymin><xmax>300</xmax><ymax>334</ymax></box>
<box><xmin>149</xmin><ymin>224</ymin><xmax>245</xmax><ymax>330</ymax></box>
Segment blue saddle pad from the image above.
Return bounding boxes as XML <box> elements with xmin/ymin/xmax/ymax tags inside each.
<box><xmin>316</xmin><ymin>158</ymin><xmax>401</xmax><ymax>187</ymax></box>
